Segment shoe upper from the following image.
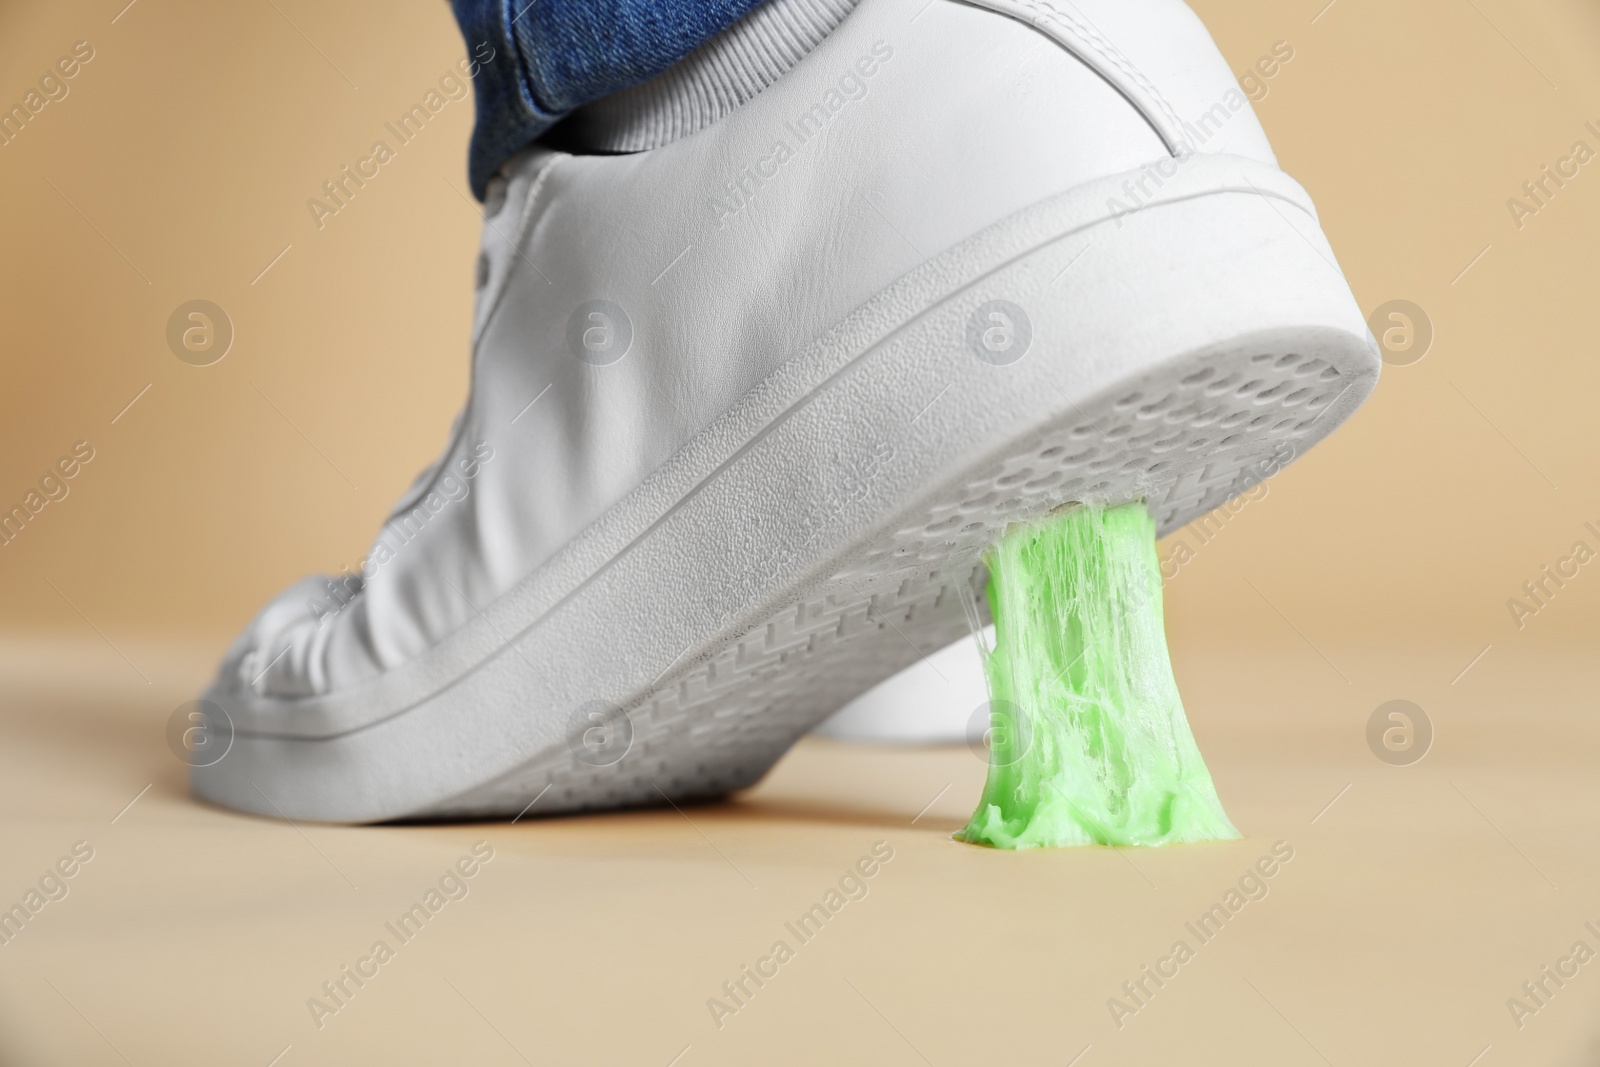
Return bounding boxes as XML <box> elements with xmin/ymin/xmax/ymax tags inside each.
<box><xmin>221</xmin><ymin>0</ymin><xmax>1283</xmax><ymax>701</ymax></box>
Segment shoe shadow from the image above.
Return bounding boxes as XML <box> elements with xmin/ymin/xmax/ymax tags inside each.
<box><xmin>388</xmin><ymin>792</ymin><xmax>933</xmax><ymax>834</ymax></box>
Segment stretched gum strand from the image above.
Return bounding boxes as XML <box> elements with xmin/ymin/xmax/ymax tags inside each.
<box><xmin>958</xmin><ymin>501</ymin><xmax>1239</xmax><ymax>849</ymax></box>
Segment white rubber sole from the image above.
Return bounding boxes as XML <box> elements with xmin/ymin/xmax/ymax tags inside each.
<box><xmin>194</xmin><ymin>155</ymin><xmax>1378</xmax><ymax>822</ymax></box>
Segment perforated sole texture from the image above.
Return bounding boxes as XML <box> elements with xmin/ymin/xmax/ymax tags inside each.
<box><xmin>416</xmin><ymin>343</ymin><xmax>1352</xmax><ymax>819</ymax></box>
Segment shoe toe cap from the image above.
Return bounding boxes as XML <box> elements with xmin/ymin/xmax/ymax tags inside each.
<box><xmin>220</xmin><ymin>574</ymin><xmax>360</xmax><ymax>699</ymax></box>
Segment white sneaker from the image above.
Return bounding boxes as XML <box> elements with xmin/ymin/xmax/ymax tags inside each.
<box><xmin>196</xmin><ymin>0</ymin><xmax>1378</xmax><ymax>821</ymax></box>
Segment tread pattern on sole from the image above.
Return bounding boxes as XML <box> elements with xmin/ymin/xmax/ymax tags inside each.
<box><xmin>417</xmin><ymin>345</ymin><xmax>1350</xmax><ymax>819</ymax></box>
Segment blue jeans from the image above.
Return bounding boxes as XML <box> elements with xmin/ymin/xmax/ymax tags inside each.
<box><xmin>451</xmin><ymin>0</ymin><xmax>768</xmax><ymax>197</ymax></box>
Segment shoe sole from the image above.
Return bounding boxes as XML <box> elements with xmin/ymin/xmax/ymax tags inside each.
<box><xmin>194</xmin><ymin>155</ymin><xmax>1378</xmax><ymax>822</ymax></box>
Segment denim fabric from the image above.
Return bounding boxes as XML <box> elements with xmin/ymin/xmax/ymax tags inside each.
<box><xmin>451</xmin><ymin>0</ymin><xmax>769</xmax><ymax>197</ymax></box>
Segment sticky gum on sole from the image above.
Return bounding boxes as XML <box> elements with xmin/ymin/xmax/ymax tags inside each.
<box><xmin>958</xmin><ymin>500</ymin><xmax>1239</xmax><ymax>849</ymax></box>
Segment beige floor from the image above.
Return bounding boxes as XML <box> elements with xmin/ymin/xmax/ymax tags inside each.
<box><xmin>1</xmin><ymin>633</ymin><xmax>1596</xmax><ymax>1066</ymax></box>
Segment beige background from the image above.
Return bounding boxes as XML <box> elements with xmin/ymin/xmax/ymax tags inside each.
<box><xmin>2</xmin><ymin>0</ymin><xmax>1600</xmax><ymax>1064</ymax></box>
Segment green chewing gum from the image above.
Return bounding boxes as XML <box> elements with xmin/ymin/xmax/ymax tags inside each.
<box><xmin>958</xmin><ymin>501</ymin><xmax>1239</xmax><ymax>849</ymax></box>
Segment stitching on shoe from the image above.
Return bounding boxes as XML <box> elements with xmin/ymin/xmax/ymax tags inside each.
<box><xmin>1034</xmin><ymin>0</ymin><xmax>1189</xmax><ymax>144</ymax></box>
<box><xmin>964</xmin><ymin>0</ymin><xmax>1190</xmax><ymax>155</ymax></box>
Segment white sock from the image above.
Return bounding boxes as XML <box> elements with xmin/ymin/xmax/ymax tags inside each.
<box><xmin>549</xmin><ymin>0</ymin><xmax>863</xmax><ymax>152</ymax></box>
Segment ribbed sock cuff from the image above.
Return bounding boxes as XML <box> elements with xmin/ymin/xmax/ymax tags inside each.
<box><xmin>550</xmin><ymin>0</ymin><xmax>863</xmax><ymax>152</ymax></box>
